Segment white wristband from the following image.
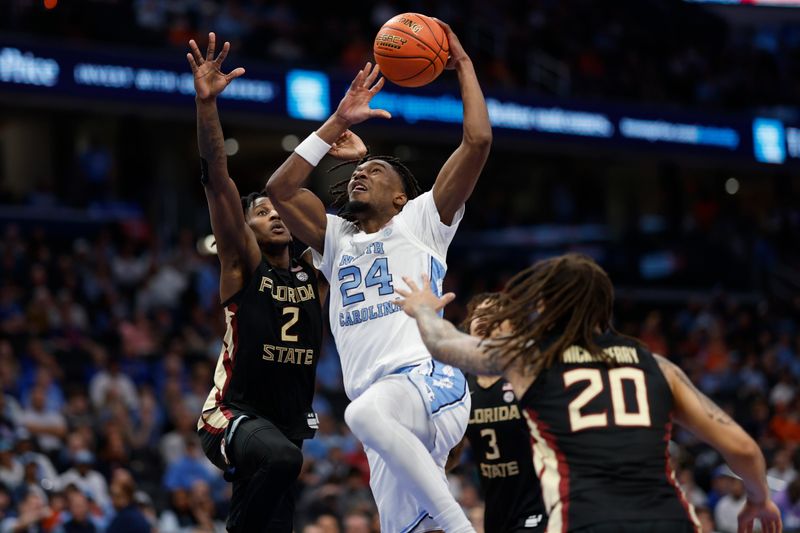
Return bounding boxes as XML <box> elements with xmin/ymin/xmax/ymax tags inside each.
<box><xmin>294</xmin><ymin>132</ymin><xmax>331</xmax><ymax>167</ymax></box>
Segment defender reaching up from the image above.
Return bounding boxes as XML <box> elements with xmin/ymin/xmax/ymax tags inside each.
<box><xmin>187</xmin><ymin>33</ymin><xmax>331</xmax><ymax>533</ymax></box>
<box><xmin>267</xmin><ymin>20</ymin><xmax>491</xmax><ymax>533</ymax></box>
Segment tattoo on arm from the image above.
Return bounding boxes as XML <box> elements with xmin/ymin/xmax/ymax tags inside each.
<box><xmin>415</xmin><ymin>306</ymin><xmax>505</xmax><ymax>375</ymax></box>
<box><xmin>657</xmin><ymin>355</ymin><xmax>733</xmax><ymax>426</ymax></box>
<box><xmin>196</xmin><ymin>101</ymin><xmax>228</xmax><ymax>181</ymax></box>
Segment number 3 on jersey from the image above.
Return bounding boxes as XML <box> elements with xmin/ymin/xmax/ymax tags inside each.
<box><xmin>339</xmin><ymin>257</ymin><xmax>394</xmax><ymax>306</ymax></box>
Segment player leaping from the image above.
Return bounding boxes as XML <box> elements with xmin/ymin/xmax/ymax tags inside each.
<box><xmin>267</xmin><ymin>20</ymin><xmax>490</xmax><ymax>533</ymax></box>
<box><xmin>187</xmin><ymin>33</ymin><xmax>333</xmax><ymax>533</ymax></box>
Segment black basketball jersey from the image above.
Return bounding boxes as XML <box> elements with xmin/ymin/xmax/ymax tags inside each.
<box><xmin>518</xmin><ymin>333</ymin><xmax>700</xmax><ymax>533</ymax></box>
<box><xmin>465</xmin><ymin>375</ymin><xmax>547</xmax><ymax>532</ymax></box>
<box><xmin>199</xmin><ymin>256</ymin><xmax>322</xmax><ymax>440</ymax></box>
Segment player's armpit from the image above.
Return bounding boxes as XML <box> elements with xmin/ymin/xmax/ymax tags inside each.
<box><xmin>266</xmin><ymin>157</ymin><xmax>328</xmax><ymax>254</ymax></box>
<box><xmin>301</xmin><ymin>248</ymin><xmax>329</xmax><ymax>308</ymax></box>
<box><xmin>445</xmin><ymin>437</ymin><xmax>466</xmax><ymax>472</ymax></box>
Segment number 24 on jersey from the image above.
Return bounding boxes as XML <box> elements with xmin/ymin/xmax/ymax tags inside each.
<box><xmin>338</xmin><ymin>257</ymin><xmax>394</xmax><ymax>306</ymax></box>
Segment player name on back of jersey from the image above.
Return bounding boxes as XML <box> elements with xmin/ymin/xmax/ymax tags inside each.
<box><xmin>563</xmin><ymin>345</ymin><xmax>640</xmax><ymax>364</ymax></box>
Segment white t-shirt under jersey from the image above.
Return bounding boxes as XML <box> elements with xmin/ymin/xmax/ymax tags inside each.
<box><xmin>313</xmin><ymin>191</ymin><xmax>464</xmax><ymax>400</ymax></box>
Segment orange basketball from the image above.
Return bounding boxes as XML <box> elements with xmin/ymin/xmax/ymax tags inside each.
<box><xmin>373</xmin><ymin>13</ymin><xmax>449</xmax><ymax>88</ymax></box>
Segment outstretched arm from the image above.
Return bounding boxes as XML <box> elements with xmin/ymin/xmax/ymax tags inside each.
<box><xmin>655</xmin><ymin>355</ymin><xmax>782</xmax><ymax>533</ymax></box>
<box><xmin>187</xmin><ymin>33</ymin><xmax>261</xmax><ymax>301</ymax></box>
<box><xmin>431</xmin><ymin>20</ymin><xmax>492</xmax><ymax>225</ymax></box>
<box><xmin>266</xmin><ymin>63</ymin><xmax>390</xmax><ymax>253</ymax></box>
<box><xmin>395</xmin><ymin>275</ymin><xmax>513</xmax><ymax>375</ymax></box>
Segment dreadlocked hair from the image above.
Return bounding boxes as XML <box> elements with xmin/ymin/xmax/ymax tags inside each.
<box><xmin>485</xmin><ymin>253</ymin><xmax>622</xmax><ymax>375</ymax></box>
<box><xmin>241</xmin><ymin>190</ymin><xmax>268</xmax><ymax>216</ymax></box>
<box><xmin>459</xmin><ymin>292</ymin><xmax>502</xmax><ymax>333</ymax></box>
<box><xmin>327</xmin><ymin>155</ymin><xmax>423</xmax><ymax>222</ymax></box>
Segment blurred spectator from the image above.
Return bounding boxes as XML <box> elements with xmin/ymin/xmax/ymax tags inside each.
<box><xmin>58</xmin><ymin>483</ymin><xmax>104</xmax><ymax>533</ymax></box>
<box><xmin>678</xmin><ymin>467</ymin><xmax>709</xmax><ymax>509</ymax></box>
<box><xmin>714</xmin><ymin>474</ymin><xmax>746</xmax><ymax>533</ymax></box>
<box><xmin>159</xmin><ymin>403</ymin><xmax>196</xmax><ymax>467</ymax></box>
<box><xmin>88</xmin><ymin>359</ymin><xmax>138</xmax><ymax>414</ymax></box>
<box><xmin>0</xmin><ymin>488</ymin><xmax>52</xmax><ymax>533</ymax></box>
<box><xmin>106</xmin><ymin>469</ymin><xmax>150</xmax><ymax>533</ymax></box>
<box><xmin>19</xmin><ymin>386</ymin><xmax>67</xmax><ymax>456</ymax></box>
<box><xmin>158</xmin><ymin>480</ymin><xmax>222</xmax><ymax>533</ymax></box>
<box><xmin>695</xmin><ymin>506</ymin><xmax>720</xmax><ymax>533</ymax></box>
<box><xmin>0</xmin><ymin>484</ymin><xmax>13</xmax><ymax>524</ymax></box>
<box><xmin>0</xmin><ymin>441</ymin><xmax>22</xmax><ymax>492</ymax></box>
<box><xmin>342</xmin><ymin>511</ymin><xmax>371</xmax><ymax>533</ymax></box>
<box><xmin>775</xmin><ymin>478</ymin><xmax>800</xmax><ymax>532</ymax></box>
<box><xmin>767</xmin><ymin>447</ymin><xmax>798</xmax><ymax>485</ymax></box>
<box><xmin>58</xmin><ymin>451</ymin><xmax>110</xmax><ymax>512</ymax></box>
<box><xmin>162</xmin><ymin>437</ymin><xmax>219</xmax><ymax>495</ymax></box>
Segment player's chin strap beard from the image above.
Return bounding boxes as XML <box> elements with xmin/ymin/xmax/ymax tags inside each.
<box><xmin>337</xmin><ymin>200</ymin><xmax>371</xmax><ymax>223</ymax></box>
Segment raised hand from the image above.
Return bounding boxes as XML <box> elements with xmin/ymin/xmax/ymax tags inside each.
<box><xmin>328</xmin><ymin>130</ymin><xmax>368</xmax><ymax>161</ymax></box>
<box><xmin>334</xmin><ymin>62</ymin><xmax>391</xmax><ymax>127</ymax></box>
<box><xmin>431</xmin><ymin>18</ymin><xmax>468</xmax><ymax>70</ymax></box>
<box><xmin>186</xmin><ymin>32</ymin><xmax>245</xmax><ymax>102</ymax></box>
<box><xmin>395</xmin><ymin>274</ymin><xmax>456</xmax><ymax>318</ymax></box>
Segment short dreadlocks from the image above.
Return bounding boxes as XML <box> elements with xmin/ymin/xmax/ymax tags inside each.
<box><xmin>241</xmin><ymin>190</ymin><xmax>268</xmax><ymax>216</ymax></box>
<box><xmin>328</xmin><ymin>155</ymin><xmax>423</xmax><ymax>222</ymax></box>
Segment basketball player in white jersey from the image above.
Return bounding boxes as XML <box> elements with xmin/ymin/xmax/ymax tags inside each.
<box><xmin>266</xmin><ymin>20</ymin><xmax>490</xmax><ymax>533</ymax></box>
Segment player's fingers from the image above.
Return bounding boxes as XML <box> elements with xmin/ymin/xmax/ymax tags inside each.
<box><xmin>206</xmin><ymin>32</ymin><xmax>216</xmax><ymax>61</ymax></box>
<box><xmin>334</xmin><ymin>131</ymin><xmax>350</xmax><ymax>145</ymax></box>
<box><xmin>365</xmin><ymin>62</ymin><xmax>381</xmax><ymax>86</ymax></box>
<box><xmin>369</xmin><ymin>76</ymin><xmax>386</xmax><ymax>94</ymax></box>
<box><xmin>189</xmin><ymin>40</ymin><xmax>204</xmax><ymax>64</ymax></box>
<box><xmin>350</xmin><ymin>68</ymin><xmax>365</xmax><ymax>89</ymax></box>
<box><xmin>225</xmin><ymin>67</ymin><xmax>246</xmax><ymax>82</ymax></box>
<box><xmin>361</xmin><ymin>62</ymin><xmax>375</xmax><ymax>86</ymax></box>
<box><xmin>402</xmin><ymin>276</ymin><xmax>420</xmax><ymax>291</ymax></box>
<box><xmin>186</xmin><ymin>53</ymin><xmax>199</xmax><ymax>72</ymax></box>
<box><xmin>216</xmin><ymin>41</ymin><xmax>230</xmax><ymax>65</ymax></box>
<box><xmin>439</xmin><ymin>293</ymin><xmax>456</xmax><ymax>308</ymax></box>
<box><xmin>371</xmin><ymin>109</ymin><xmax>392</xmax><ymax>120</ymax></box>
<box><xmin>431</xmin><ymin>17</ymin><xmax>452</xmax><ymax>32</ymax></box>
<box><xmin>421</xmin><ymin>273</ymin><xmax>431</xmax><ymax>287</ymax></box>
<box><xmin>394</xmin><ymin>287</ymin><xmax>410</xmax><ymax>298</ymax></box>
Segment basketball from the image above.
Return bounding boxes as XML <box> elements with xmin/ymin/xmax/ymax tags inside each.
<box><xmin>373</xmin><ymin>13</ymin><xmax>450</xmax><ymax>88</ymax></box>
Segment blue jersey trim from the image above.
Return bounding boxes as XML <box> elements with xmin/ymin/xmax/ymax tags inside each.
<box><xmin>430</xmin><ymin>256</ymin><xmax>446</xmax><ymax>318</ymax></box>
<box><xmin>400</xmin><ymin>511</ymin><xmax>430</xmax><ymax>533</ymax></box>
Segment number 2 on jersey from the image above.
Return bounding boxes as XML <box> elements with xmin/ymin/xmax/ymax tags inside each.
<box><xmin>281</xmin><ymin>307</ymin><xmax>300</xmax><ymax>342</ymax></box>
<box><xmin>564</xmin><ymin>367</ymin><xmax>651</xmax><ymax>432</ymax></box>
<box><xmin>339</xmin><ymin>257</ymin><xmax>394</xmax><ymax>306</ymax></box>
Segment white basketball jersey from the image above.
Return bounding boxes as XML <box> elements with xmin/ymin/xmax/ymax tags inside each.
<box><xmin>312</xmin><ymin>191</ymin><xmax>464</xmax><ymax>400</ymax></box>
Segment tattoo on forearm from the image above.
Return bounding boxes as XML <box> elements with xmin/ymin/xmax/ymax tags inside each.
<box><xmin>672</xmin><ymin>363</ymin><xmax>734</xmax><ymax>425</ymax></box>
<box><xmin>196</xmin><ymin>103</ymin><xmax>226</xmax><ymax>166</ymax></box>
<box><xmin>415</xmin><ymin>307</ymin><xmax>502</xmax><ymax>375</ymax></box>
